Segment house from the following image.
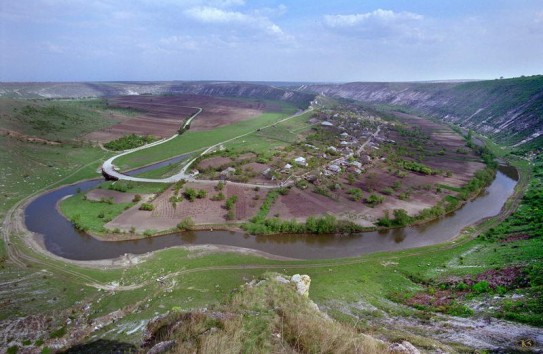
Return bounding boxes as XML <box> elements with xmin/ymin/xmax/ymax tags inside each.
<box><xmin>294</xmin><ymin>156</ymin><xmax>307</xmax><ymax>166</ymax></box>
<box><xmin>328</xmin><ymin>164</ymin><xmax>341</xmax><ymax>173</ymax></box>
<box><xmin>283</xmin><ymin>163</ymin><xmax>292</xmax><ymax>170</ymax></box>
<box><xmin>340</xmin><ymin>132</ymin><xmax>349</xmax><ymax>138</ymax></box>
<box><xmin>327</xmin><ymin>146</ymin><xmax>338</xmax><ymax>153</ymax></box>
<box><xmin>321</xmin><ymin>121</ymin><xmax>334</xmax><ymax>127</ymax></box>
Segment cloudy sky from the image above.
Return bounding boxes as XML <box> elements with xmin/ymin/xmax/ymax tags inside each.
<box><xmin>1</xmin><ymin>0</ymin><xmax>542</xmax><ymax>82</ymax></box>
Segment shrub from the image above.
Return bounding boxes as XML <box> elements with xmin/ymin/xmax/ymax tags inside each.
<box><xmin>225</xmin><ymin>196</ymin><xmax>238</xmax><ymax>210</ymax></box>
<box><xmin>139</xmin><ymin>203</ymin><xmax>154</xmax><ymax>211</ymax></box>
<box><xmin>132</xmin><ymin>194</ymin><xmax>142</xmax><ymax>202</ymax></box>
<box><xmin>366</xmin><ymin>194</ymin><xmax>384</xmax><ymax>206</ymax></box>
<box><xmin>472</xmin><ymin>281</ymin><xmax>491</xmax><ymax>294</ymax></box>
<box><xmin>177</xmin><ymin>217</ymin><xmax>195</xmax><ymax>231</ymax></box>
<box><xmin>348</xmin><ymin>188</ymin><xmax>364</xmax><ymax>201</ymax></box>
<box><xmin>196</xmin><ymin>189</ymin><xmax>207</xmax><ymax>199</ymax></box>
<box><xmin>215</xmin><ymin>181</ymin><xmax>225</xmax><ymax>191</ymax></box>
<box><xmin>183</xmin><ymin>188</ymin><xmax>197</xmax><ymax>202</ymax></box>
<box><xmin>211</xmin><ymin>192</ymin><xmax>225</xmax><ymax>201</ymax></box>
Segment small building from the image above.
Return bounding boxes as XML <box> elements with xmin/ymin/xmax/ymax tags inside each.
<box><xmin>283</xmin><ymin>163</ymin><xmax>292</xmax><ymax>170</ymax></box>
<box><xmin>340</xmin><ymin>132</ymin><xmax>349</xmax><ymax>138</ymax></box>
<box><xmin>321</xmin><ymin>121</ymin><xmax>334</xmax><ymax>127</ymax></box>
<box><xmin>294</xmin><ymin>156</ymin><xmax>307</xmax><ymax>166</ymax></box>
<box><xmin>327</xmin><ymin>146</ymin><xmax>338</xmax><ymax>153</ymax></box>
<box><xmin>328</xmin><ymin>164</ymin><xmax>341</xmax><ymax>173</ymax></box>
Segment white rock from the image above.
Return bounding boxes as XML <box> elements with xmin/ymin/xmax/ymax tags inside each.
<box><xmin>290</xmin><ymin>274</ymin><xmax>311</xmax><ymax>297</ymax></box>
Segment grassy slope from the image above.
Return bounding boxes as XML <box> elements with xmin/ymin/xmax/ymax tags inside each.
<box><xmin>0</xmin><ymin>98</ymin><xmax>136</xmax><ymax>142</ymax></box>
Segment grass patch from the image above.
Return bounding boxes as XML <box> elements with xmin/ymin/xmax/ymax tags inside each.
<box><xmin>59</xmin><ymin>193</ymin><xmax>133</xmax><ymax>233</ymax></box>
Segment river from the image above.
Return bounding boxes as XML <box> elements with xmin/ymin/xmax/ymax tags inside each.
<box><xmin>24</xmin><ymin>162</ymin><xmax>518</xmax><ymax>260</ymax></box>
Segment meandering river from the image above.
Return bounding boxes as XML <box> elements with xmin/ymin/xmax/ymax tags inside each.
<box><xmin>24</xmin><ymin>161</ymin><xmax>518</xmax><ymax>260</ymax></box>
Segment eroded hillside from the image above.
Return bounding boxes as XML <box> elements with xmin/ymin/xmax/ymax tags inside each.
<box><xmin>304</xmin><ymin>76</ymin><xmax>543</xmax><ymax>146</ymax></box>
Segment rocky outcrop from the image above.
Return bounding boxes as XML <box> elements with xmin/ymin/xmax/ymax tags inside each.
<box><xmin>388</xmin><ymin>341</ymin><xmax>421</xmax><ymax>354</ymax></box>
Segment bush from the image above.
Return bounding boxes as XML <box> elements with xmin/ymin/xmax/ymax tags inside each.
<box><xmin>225</xmin><ymin>196</ymin><xmax>238</xmax><ymax>210</ymax></box>
<box><xmin>348</xmin><ymin>188</ymin><xmax>364</xmax><ymax>201</ymax></box>
<box><xmin>183</xmin><ymin>188</ymin><xmax>197</xmax><ymax>202</ymax></box>
<box><xmin>211</xmin><ymin>192</ymin><xmax>225</xmax><ymax>201</ymax></box>
<box><xmin>447</xmin><ymin>302</ymin><xmax>474</xmax><ymax>317</ymax></box>
<box><xmin>472</xmin><ymin>281</ymin><xmax>491</xmax><ymax>294</ymax></box>
<box><xmin>196</xmin><ymin>189</ymin><xmax>207</xmax><ymax>199</ymax></box>
<box><xmin>177</xmin><ymin>217</ymin><xmax>195</xmax><ymax>231</ymax></box>
<box><xmin>103</xmin><ymin>134</ymin><xmax>156</xmax><ymax>151</ymax></box>
<box><xmin>139</xmin><ymin>203</ymin><xmax>154</xmax><ymax>211</ymax></box>
<box><xmin>132</xmin><ymin>194</ymin><xmax>142</xmax><ymax>202</ymax></box>
<box><xmin>366</xmin><ymin>194</ymin><xmax>384</xmax><ymax>206</ymax></box>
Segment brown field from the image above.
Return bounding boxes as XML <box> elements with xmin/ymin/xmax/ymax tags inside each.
<box><xmin>84</xmin><ymin>94</ymin><xmax>281</xmax><ymax>143</ymax></box>
<box><xmin>106</xmin><ymin>182</ymin><xmax>267</xmax><ymax>232</ymax></box>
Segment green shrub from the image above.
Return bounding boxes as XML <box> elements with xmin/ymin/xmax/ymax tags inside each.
<box><xmin>472</xmin><ymin>281</ymin><xmax>491</xmax><ymax>294</ymax></box>
<box><xmin>177</xmin><ymin>217</ymin><xmax>195</xmax><ymax>231</ymax></box>
<box><xmin>139</xmin><ymin>203</ymin><xmax>154</xmax><ymax>211</ymax></box>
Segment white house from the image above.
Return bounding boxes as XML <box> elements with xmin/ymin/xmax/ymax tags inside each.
<box><xmin>321</xmin><ymin>121</ymin><xmax>334</xmax><ymax>127</ymax></box>
<box><xmin>294</xmin><ymin>156</ymin><xmax>307</xmax><ymax>166</ymax></box>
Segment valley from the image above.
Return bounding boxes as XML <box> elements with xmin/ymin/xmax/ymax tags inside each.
<box><xmin>0</xmin><ymin>80</ymin><xmax>541</xmax><ymax>353</ymax></box>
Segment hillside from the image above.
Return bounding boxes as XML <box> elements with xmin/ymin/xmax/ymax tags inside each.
<box><xmin>0</xmin><ymin>81</ymin><xmax>315</xmax><ymax>109</ymax></box>
<box><xmin>304</xmin><ymin>75</ymin><xmax>543</xmax><ymax>146</ymax></box>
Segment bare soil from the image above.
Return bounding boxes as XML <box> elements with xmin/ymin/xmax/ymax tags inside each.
<box><xmin>106</xmin><ymin>182</ymin><xmax>267</xmax><ymax>232</ymax></box>
<box><xmin>83</xmin><ymin>94</ymin><xmax>281</xmax><ymax>143</ymax></box>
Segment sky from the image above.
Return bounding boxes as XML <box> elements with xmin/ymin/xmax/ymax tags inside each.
<box><xmin>1</xmin><ymin>0</ymin><xmax>542</xmax><ymax>82</ymax></box>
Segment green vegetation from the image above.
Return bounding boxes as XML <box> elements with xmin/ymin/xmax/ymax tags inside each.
<box><xmin>60</xmin><ymin>193</ymin><xmax>133</xmax><ymax>233</ymax></box>
<box><xmin>103</xmin><ymin>134</ymin><xmax>157</xmax><ymax>151</ymax></box>
<box><xmin>138</xmin><ymin>203</ymin><xmax>154</xmax><ymax>211</ymax></box>
<box><xmin>0</xmin><ymin>98</ymin><xmax>135</xmax><ymax>142</ymax></box>
<box><xmin>177</xmin><ymin>217</ymin><xmax>195</xmax><ymax>231</ymax></box>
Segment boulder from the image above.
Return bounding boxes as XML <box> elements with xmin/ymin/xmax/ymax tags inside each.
<box><xmin>290</xmin><ymin>274</ymin><xmax>311</xmax><ymax>297</ymax></box>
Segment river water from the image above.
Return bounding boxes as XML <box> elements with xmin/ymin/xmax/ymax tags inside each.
<box><xmin>24</xmin><ymin>162</ymin><xmax>518</xmax><ymax>261</ymax></box>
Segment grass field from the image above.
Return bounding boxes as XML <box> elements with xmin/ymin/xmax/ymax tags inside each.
<box><xmin>0</xmin><ymin>136</ymin><xmax>109</xmax><ymax>218</ymax></box>
<box><xmin>60</xmin><ymin>193</ymin><xmax>134</xmax><ymax>233</ymax></box>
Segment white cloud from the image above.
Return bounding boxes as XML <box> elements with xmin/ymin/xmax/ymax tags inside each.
<box><xmin>324</xmin><ymin>9</ymin><xmax>423</xmax><ymax>28</ymax></box>
<box><xmin>184</xmin><ymin>5</ymin><xmax>290</xmax><ymax>39</ymax></box>
<box><xmin>322</xmin><ymin>9</ymin><xmax>429</xmax><ymax>41</ymax></box>
<box><xmin>184</xmin><ymin>6</ymin><xmax>247</xmax><ymax>23</ymax></box>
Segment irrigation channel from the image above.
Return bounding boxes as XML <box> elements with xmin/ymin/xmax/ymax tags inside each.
<box><xmin>24</xmin><ymin>154</ymin><xmax>518</xmax><ymax>261</ymax></box>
